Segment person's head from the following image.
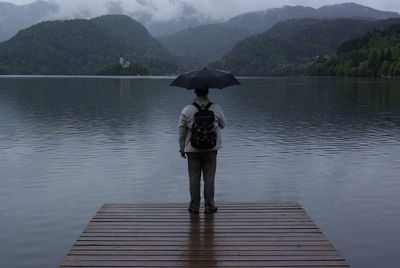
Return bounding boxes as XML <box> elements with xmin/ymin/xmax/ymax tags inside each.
<box><xmin>194</xmin><ymin>87</ymin><xmax>209</xmax><ymax>97</ymax></box>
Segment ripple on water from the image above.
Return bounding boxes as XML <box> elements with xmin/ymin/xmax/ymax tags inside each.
<box><xmin>1</xmin><ymin>77</ymin><xmax>400</xmax><ymax>267</ymax></box>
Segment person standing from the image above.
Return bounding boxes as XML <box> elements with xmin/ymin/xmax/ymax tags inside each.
<box><xmin>178</xmin><ymin>87</ymin><xmax>225</xmax><ymax>214</ymax></box>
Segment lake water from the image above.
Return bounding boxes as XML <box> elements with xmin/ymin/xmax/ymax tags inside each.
<box><xmin>0</xmin><ymin>76</ymin><xmax>400</xmax><ymax>268</ymax></box>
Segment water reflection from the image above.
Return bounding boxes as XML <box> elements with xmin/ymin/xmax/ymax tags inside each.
<box><xmin>0</xmin><ymin>78</ymin><xmax>156</xmax><ymax>130</ymax></box>
<box><xmin>186</xmin><ymin>214</ymin><xmax>215</xmax><ymax>267</ymax></box>
<box><xmin>1</xmin><ymin>77</ymin><xmax>400</xmax><ymax>268</ymax></box>
<box><xmin>204</xmin><ymin>215</ymin><xmax>216</xmax><ymax>266</ymax></box>
<box><xmin>1</xmin><ymin>77</ymin><xmax>400</xmax><ymax>143</ymax></box>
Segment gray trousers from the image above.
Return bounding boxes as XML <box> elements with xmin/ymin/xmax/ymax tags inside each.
<box><xmin>187</xmin><ymin>151</ymin><xmax>217</xmax><ymax>210</ymax></box>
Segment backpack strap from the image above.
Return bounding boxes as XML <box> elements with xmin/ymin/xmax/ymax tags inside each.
<box><xmin>192</xmin><ymin>102</ymin><xmax>214</xmax><ymax>111</ymax></box>
<box><xmin>192</xmin><ymin>103</ymin><xmax>202</xmax><ymax>111</ymax></box>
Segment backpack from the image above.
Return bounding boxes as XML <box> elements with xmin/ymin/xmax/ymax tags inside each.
<box><xmin>191</xmin><ymin>102</ymin><xmax>217</xmax><ymax>149</ymax></box>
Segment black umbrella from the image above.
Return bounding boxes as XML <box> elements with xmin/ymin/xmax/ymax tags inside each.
<box><xmin>169</xmin><ymin>67</ymin><xmax>240</xmax><ymax>90</ymax></box>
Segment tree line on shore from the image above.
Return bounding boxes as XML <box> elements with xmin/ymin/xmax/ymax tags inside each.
<box><xmin>309</xmin><ymin>24</ymin><xmax>400</xmax><ymax>77</ymax></box>
<box><xmin>0</xmin><ymin>13</ymin><xmax>399</xmax><ymax>77</ymax></box>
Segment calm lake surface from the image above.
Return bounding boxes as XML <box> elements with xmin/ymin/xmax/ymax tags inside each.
<box><xmin>0</xmin><ymin>76</ymin><xmax>400</xmax><ymax>268</ymax></box>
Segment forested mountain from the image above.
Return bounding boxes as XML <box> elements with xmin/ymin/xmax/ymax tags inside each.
<box><xmin>0</xmin><ymin>0</ymin><xmax>217</xmax><ymax>42</ymax></box>
<box><xmin>0</xmin><ymin>1</ymin><xmax>57</xmax><ymax>42</ymax></box>
<box><xmin>104</xmin><ymin>0</ymin><xmax>217</xmax><ymax>37</ymax></box>
<box><xmin>159</xmin><ymin>24</ymin><xmax>249</xmax><ymax>68</ymax></box>
<box><xmin>0</xmin><ymin>15</ymin><xmax>178</xmax><ymax>75</ymax></box>
<box><xmin>1</xmin><ymin>1</ymin><xmax>399</xmax><ymax>43</ymax></box>
<box><xmin>317</xmin><ymin>3</ymin><xmax>400</xmax><ymax>19</ymax></box>
<box><xmin>211</xmin><ymin>18</ymin><xmax>400</xmax><ymax>76</ymax></box>
<box><xmin>159</xmin><ymin>3</ymin><xmax>400</xmax><ymax>68</ymax></box>
<box><xmin>309</xmin><ymin>23</ymin><xmax>400</xmax><ymax>77</ymax></box>
<box><xmin>226</xmin><ymin>3</ymin><xmax>400</xmax><ymax>35</ymax></box>
<box><xmin>1</xmin><ymin>2</ymin><xmax>399</xmax><ymax>75</ymax></box>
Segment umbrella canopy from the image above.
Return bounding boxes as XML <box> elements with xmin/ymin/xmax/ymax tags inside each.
<box><xmin>169</xmin><ymin>67</ymin><xmax>240</xmax><ymax>90</ymax></box>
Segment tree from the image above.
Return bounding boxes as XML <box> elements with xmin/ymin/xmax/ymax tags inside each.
<box><xmin>379</xmin><ymin>61</ymin><xmax>391</xmax><ymax>76</ymax></box>
<box><xmin>379</xmin><ymin>49</ymin><xmax>385</xmax><ymax>64</ymax></box>
<box><xmin>366</xmin><ymin>51</ymin><xmax>380</xmax><ymax>76</ymax></box>
<box><xmin>389</xmin><ymin>62</ymin><xmax>399</xmax><ymax>76</ymax></box>
<box><xmin>389</xmin><ymin>62</ymin><xmax>400</xmax><ymax>76</ymax></box>
<box><xmin>316</xmin><ymin>55</ymin><xmax>327</xmax><ymax>63</ymax></box>
<box><xmin>386</xmin><ymin>47</ymin><xmax>393</xmax><ymax>62</ymax></box>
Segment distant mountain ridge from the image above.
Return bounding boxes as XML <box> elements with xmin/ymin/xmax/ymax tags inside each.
<box><xmin>227</xmin><ymin>3</ymin><xmax>400</xmax><ymax>35</ymax></box>
<box><xmin>1</xmin><ymin>1</ymin><xmax>399</xmax><ymax>43</ymax></box>
<box><xmin>0</xmin><ymin>0</ymin><xmax>57</xmax><ymax>42</ymax></box>
<box><xmin>1</xmin><ymin>2</ymin><xmax>400</xmax><ymax>76</ymax></box>
<box><xmin>0</xmin><ymin>0</ymin><xmax>217</xmax><ymax>42</ymax></box>
<box><xmin>211</xmin><ymin>18</ymin><xmax>400</xmax><ymax>76</ymax></box>
<box><xmin>159</xmin><ymin>2</ymin><xmax>400</xmax><ymax>68</ymax></box>
<box><xmin>0</xmin><ymin>15</ymin><xmax>178</xmax><ymax>75</ymax></box>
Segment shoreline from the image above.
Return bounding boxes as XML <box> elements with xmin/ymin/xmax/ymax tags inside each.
<box><xmin>1</xmin><ymin>75</ymin><xmax>399</xmax><ymax>80</ymax></box>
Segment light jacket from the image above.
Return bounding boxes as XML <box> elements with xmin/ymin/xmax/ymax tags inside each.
<box><xmin>178</xmin><ymin>97</ymin><xmax>225</xmax><ymax>153</ymax></box>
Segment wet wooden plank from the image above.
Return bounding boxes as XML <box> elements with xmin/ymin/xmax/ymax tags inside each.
<box><xmin>103</xmin><ymin>202</ymin><xmax>300</xmax><ymax>207</ymax></box>
<box><xmin>60</xmin><ymin>260</ymin><xmax>350</xmax><ymax>267</ymax></box>
<box><xmin>64</xmin><ymin>255</ymin><xmax>345</xmax><ymax>261</ymax></box>
<box><xmin>80</xmin><ymin>232</ymin><xmax>326</xmax><ymax>237</ymax></box>
<box><xmin>69</xmin><ymin>245</ymin><xmax>337</xmax><ymax>251</ymax></box>
<box><xmin>68</xmin><ymin>250</ymin><xmax>341</xmax><ymax>256</ymax></box>
<box><xmin>73</xmin><ymin>241</ymin><xmax>333</xmax><ymax>246</ymax></box>
<box><xmin>61</xmin><ymin>258</ymin><xmax>350</xmax><ymax>265</ymax></box>
<box><xmin>77</xmin><ymin>236</ymin><xmax>327</xmax><ymax>241</ymax></box>
<box><xmin>60</xmin><ymin>203</ymin><xmax>351</xmax><ymax>267</ymax></box>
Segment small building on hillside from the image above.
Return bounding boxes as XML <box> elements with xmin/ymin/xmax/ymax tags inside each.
<box><xmin>119</xmin><ymin>57</ymin><xmax>130</xmax><ymax>69</ymax></box>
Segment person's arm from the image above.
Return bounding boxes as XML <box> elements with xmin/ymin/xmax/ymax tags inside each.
<box><xmin>178</xmin><ymin>109</ymin><xmax>188</xmax><ymax>158</ymax></box>
<box><xmin>217</xmin><ymin>105</ymin><xmax>226</xmax><ymax>129</ymax></box>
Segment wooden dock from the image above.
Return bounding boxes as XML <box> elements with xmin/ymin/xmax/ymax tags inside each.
<box><xmin>60</xmin><ymin>202</ymin><xmax>351</xmax><ymax>267</ymax></box>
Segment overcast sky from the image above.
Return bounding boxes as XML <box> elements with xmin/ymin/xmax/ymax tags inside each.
<box><xmin>6</xmin><ymin>0</ymin><xmax>400</xmax><ymax>22</ymax></box>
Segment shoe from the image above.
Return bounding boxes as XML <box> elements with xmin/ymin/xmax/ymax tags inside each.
<box><xmin>188</xmin><ymin>208</ymin><xmax>199</xmax><ymax>214</ymax></box>
<box><xmin>204</xmin><ymin>206</ymin><xmax>218</xmax><ymax>214</ymax></box>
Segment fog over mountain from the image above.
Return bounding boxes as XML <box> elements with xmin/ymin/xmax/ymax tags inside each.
<box><xmin>159</xmin><ymin>3</ymin><xmax>399</xmax><ymax>68</ymax></box>
<box><xmin>8</xmin><ymin>0</ymin><xmax>400</xmax><ymax>21</ymax></box>
<box><xmin>0</xmin><ymin>1</ymin><xmax>58</xmax><ymax>41</ymax></box>
<box><xmin>0</xmin><ymin>0</ymin><xmax>221</xmax><ymax>39</ymax></box>
<box><xmin>1</xmin><ymin>0</ymin><xmax>400</xmax><ymax>40</ymax></box>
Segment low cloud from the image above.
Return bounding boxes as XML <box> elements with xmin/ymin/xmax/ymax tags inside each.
<box><xmin>39</xmin><ymin>0</ymin><xmax>209</xmax><ymax>23</ymax></box>
<box><xmin>9</xmin><ymin>0</ymin><xmax>400</xmax><ymax>23</ymax></box>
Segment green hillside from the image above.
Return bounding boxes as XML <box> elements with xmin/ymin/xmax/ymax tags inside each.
<box><xmin>227</xmin><ymin>3</ymin><xmax>400</xmax><ymax>35</ymax></box>
<box><xmin>212</xmin><ymin>18</ymin><xmax>400</xmax><ymax>76</ymax></box>
<box><xmin>0</xmin><ymin>14</ymin><xmax>178</xmax><ymax>75</ymax></box>
<box><xmin>159</xmin><ymin>24</ymin><xmax>249</xmax><ymax>68</ymax></box>
<box><xmin>309</xmin><ymin>23</ymin><xmax>400</xmax><ymax>77</ymax></box>
<box><xmin>160</xmin><ymin>3</ymin><xmax>400</xmax><ymax>70</ymax></box>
